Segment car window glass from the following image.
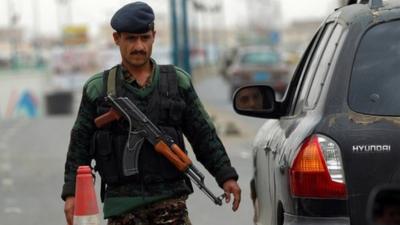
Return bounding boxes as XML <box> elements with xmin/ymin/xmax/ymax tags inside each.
<box><xmin>349</xmin><ymin>20</ymin><xmax>400</xmax><ymax>116</ymax></box>
<box><xmin>293</xmin><ymin>23</ymin><xmax>335</xmax><ymax>115</ymax></box>
<box><xmin>284</xmin><ymin>28</ymin><xmax>319</xmax><ymax>114</ymax></box>
<box><xmin>306</xmin><ymin>24</ymin><xmax>344</xmax><ymax>108</ymax></box>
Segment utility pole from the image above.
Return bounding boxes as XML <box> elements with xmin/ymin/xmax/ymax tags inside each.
<box><xmin>170</xmin><ymin>0</ymin><xmax>179</xmax><ymax>67</ymax></box>
<box><xmin>33</xmin><ymin>0</ymin><xmax>42</xmax><ymax>68</ymax></box>
<box><xmin>182</xmin><ymin>0</ymin><xmax>190</xmax><ymax>73</ymax></box>
<box><xmin>170</xmin><ymin>0</ymin><xmax>191</xmax><ymax>74</ymax></box>
<box><xmin>8</xmin><ymin>0</ymin><xmax>19</xmax><ymax>69</ymax></box>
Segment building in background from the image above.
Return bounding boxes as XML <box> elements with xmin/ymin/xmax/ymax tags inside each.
<box><xmin>281</xmin><ymin>19</ymin><xmax>322</xmax><ymax>64</ymax></box>
<box><xmin>0</xmin><ymin>0</ymin><xmax>344</xmax><ymax>119</ymax></box>
<box><xmin>245</xmin><ymin>0</ymin><xmax>282</xmax><ymax>45</ymax></box>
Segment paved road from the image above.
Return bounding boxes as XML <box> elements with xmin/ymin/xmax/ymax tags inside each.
<box><xmin>0</xmin><ymin>117</ymin><xmax>72</xmax><ymax>225</ymax></box>
<box><xmin>188</xmin><ymin>74</ymin><xmax>265</xmax><ymax>225</ymax></box>
<box><xmin>0</xmin><ymin>74</ymin><xmax>266</xmax><ymax>225</ymax></box>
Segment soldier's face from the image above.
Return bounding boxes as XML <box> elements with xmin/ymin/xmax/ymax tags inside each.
<box><xmin>113</xmin><ymin>30</ymin><xmax>155</xmax><ymax>67</ymax></box>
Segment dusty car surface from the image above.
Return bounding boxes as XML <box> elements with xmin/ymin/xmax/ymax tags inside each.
<box><xmin>225</xmin><ymin>45</ymin><xmax>290</xmax><ymax>97</ymax></box>
<box><xmin>233</xmin><ymin>0</ymin><xmax>400</xmax><ymax>225</ymax></box>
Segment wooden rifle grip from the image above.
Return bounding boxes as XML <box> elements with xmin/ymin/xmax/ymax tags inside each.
<box><xmin>94</xmin><ymin>108</ymin><xmax>121</xmax><ymax>128</ymax></box>
<box><xmin>154</xmin><ymin>140</ymin><xmax>189</xmax><ymax>171</ymax></box>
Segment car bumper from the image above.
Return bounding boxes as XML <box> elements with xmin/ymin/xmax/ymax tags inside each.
<box><xmin>283</xmin><ymin>214</ymin><xmax>350</xmax><ymax>225</ymax></box>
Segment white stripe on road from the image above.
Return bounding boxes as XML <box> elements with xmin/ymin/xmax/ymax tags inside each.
<box><xmin>4</xmin><ymin>207</ymin><xmax>22</xmax><ymax>214</ymax></box>
<box><xmin>240</xmin><ymin>151</ymin><xmax>251</xmax><ymax>159</ymax></box>
<box><xmin>2</xmin><ymin>178</ymin><xmax>14</xmax><ymax>188</ymax></box>
<box><xmin>0</xmin><ymin>162</ymin><xmax>12</xmax><ymax>172</ymax></box>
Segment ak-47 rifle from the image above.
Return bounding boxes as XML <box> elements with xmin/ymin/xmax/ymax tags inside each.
<box><xmin>94</xmin><ymin>95</ymin><xmax>225</xmax><ymax>205</ymax></box>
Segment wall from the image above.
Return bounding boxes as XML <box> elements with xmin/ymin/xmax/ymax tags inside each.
<box><xmin>0</xmin><ymin>71</ymin><xmax>47</xmax><ymax>119</ymax></box>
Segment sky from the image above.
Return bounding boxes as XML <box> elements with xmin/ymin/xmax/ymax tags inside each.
<box><xmin>0</xmin><ymin>0</ymin><xmax>340</xmax><ymax>37</ymax></box>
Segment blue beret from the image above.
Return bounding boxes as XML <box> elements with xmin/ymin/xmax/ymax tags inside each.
<box><xmin>111</xmin><ymin>2</ymin><xmax>155</xmax><ymax>33</ymax></box>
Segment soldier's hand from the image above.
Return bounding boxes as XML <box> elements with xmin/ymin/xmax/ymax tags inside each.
<box><xmin>64</xmin><ymin>196</ymin><xmax>75</xmax><ymax>225</ymax></box>
<box><xmin>223</xmin><ymin>179</ymin><xmax>241</xmax><ymax>211</ymax></box>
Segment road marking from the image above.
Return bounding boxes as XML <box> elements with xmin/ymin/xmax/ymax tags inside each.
<box><xmin>240</xmin><ymin>151</ymin><xmax>251</xmax><ymax>159</ymax></box>
<box><xmin>2</xmin><ymin>178</ymin><xmax>14</xmax><ymax>187</ymax></box>
<box><xmin>4</xmin><ymin>207</ymin><xmax>22</xmax><ymax>214</ymax></box>
<box><xmin>0</xmin><ymin>162</ymin><xmax>12</xmax><ymax>172</ymax></box>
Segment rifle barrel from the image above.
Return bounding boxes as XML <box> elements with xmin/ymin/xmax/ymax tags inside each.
<box><xmin>186</xmin><ymin>169</ymin><xmax>223</xmax><ymax>205</ymax></box>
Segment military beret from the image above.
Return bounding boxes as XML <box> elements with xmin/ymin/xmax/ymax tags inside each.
<box><xmin>111</xmin><ymin>1</ymin><xmax>155</xmax><ymax>33</ymax></box>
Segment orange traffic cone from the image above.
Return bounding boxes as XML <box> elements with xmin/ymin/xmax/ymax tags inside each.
<box><xmin>73</xmin><ymin>166</ymin><xmax>100</xmax><ymax>225</ymax></box>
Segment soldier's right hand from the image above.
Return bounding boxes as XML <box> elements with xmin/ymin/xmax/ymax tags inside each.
<box><xmin>64</xmin><ymin>196</ymin><xmax>75</xmax><ymax>225</ymax></box>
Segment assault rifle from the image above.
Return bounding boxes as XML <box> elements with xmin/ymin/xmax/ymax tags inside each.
<box><xmin>94</xmin><ymin>95</ymin><xmax>225</xmax><ymax>206</ymax></box>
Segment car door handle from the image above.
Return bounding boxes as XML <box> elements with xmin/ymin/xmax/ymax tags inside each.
<box><xmin>279</xmin><ymin>154</ymin><xmax>288</xmax><ymax>172</ymax></box>
<box><xmin>264</xmin><ymin>145</ymin><xmax>277</xmax><ymax>155</ymax></box>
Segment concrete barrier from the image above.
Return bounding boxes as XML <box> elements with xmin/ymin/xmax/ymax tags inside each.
<box><xmin>0</xmin><ymin>70</ymin><xmax>47</xmax><ymax>119</ymax></box>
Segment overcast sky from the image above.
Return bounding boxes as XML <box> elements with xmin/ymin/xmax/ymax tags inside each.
<box><xmin>0</xmin><ymin>0</ymin><xmax>339</xmax><ymax>37</ymax></box>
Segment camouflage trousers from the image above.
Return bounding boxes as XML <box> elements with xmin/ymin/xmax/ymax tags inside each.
<box><xmin>107</xmin><ymin>196</ymin><xmax>192</xmax><ymax>225</ymax></box>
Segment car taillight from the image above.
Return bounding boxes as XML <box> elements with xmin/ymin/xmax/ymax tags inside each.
<box><xmin>290</xmin><ymin>134</ymin><xmax>347</xmax><ymax>199</ymax></box>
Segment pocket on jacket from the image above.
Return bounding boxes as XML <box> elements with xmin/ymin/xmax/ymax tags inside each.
<box><xmin>93</xmin><ymin>130</ymin><xmax>119</xmax><ymax>183</ymax></box>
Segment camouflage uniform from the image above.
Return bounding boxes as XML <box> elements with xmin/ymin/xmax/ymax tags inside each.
<box><xmin>107</xmin><ymin>196</ymin><xmax>191</xmax><ymax>225</ymax></box>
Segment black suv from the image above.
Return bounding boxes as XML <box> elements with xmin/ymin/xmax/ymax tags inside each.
<box><xmin>233</xmin><ymin>1</ymin><xmax>400</xmax><ymax>225</ymax></box>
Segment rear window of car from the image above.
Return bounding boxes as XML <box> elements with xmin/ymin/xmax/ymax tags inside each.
<box><xmin>240</xmin><ymin>51</ymin><xmax>279</xmax><ymax>65</ymax></box>
<box><xmin>349</xmin><ymin>20</ymin><xmax>400</xmax><ymax>116</ymax></box>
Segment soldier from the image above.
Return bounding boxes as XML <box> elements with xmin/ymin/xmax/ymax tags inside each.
<box><xmin>62</xmin><ymin>2</ymin><xmax>241</xmax><ymax>225</ymax></box>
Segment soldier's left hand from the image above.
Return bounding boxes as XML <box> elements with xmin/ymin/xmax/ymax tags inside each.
<box><xmin>223</xmin><ymin>179</ymin><xmax>241</xmax><ymax>211</ymax></box>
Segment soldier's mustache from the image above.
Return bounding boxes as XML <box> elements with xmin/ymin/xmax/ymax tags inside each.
<box><xmin>130</xmin><ymin>50</ymin><xmax>146</xmax><ymax>56</ymax></box>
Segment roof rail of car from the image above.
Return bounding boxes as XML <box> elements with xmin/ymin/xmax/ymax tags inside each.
<box><xmin>347</xmin><ymin>0</ymin><xmax>383</xmax><ymax>9</ymax></box>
